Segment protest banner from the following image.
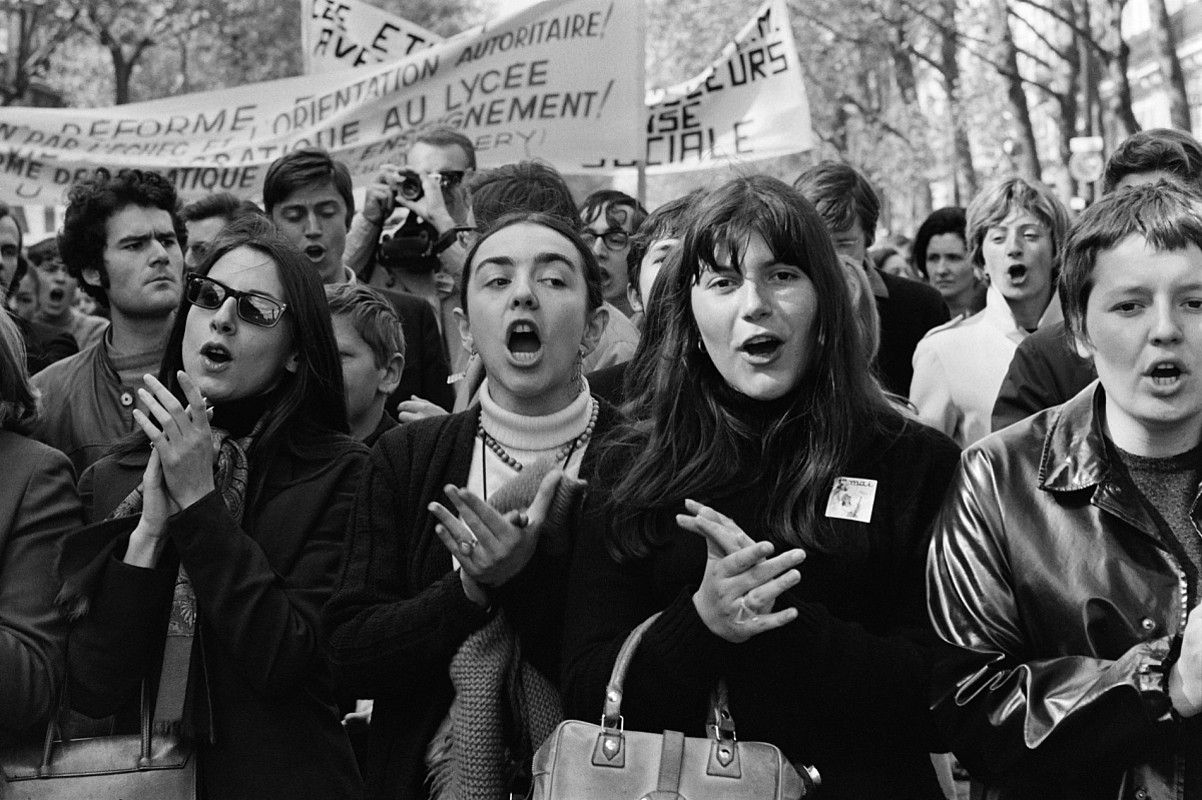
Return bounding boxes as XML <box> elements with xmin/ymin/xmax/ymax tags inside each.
<box><xmin>302</xmin><ymin>0</ymin><xmax>440</xmax><ymax>73</ymax></box>
<box><xmin>583</xmin><ymin>0</ymin><xmax>812</xmax><ymax>173</ymax></box>
<box><xmin>0</xmin><ymin>0</ymin><xmax>643</xmax><ymax>206</ymax></box>
<box><xmin>301</xmin><ymin>0</ymin><xmax>812</xmax><ymax>175</ymax></box>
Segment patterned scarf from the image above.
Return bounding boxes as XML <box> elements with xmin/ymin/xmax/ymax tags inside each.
<box><xmin>425</xmin><ymin>457</ymin><xmax>586</xmax><ymax>800</ymax></box>
<box><xmin>105</xmin><ymin>421</ymin><xmax>258</xmax><ymax>731</ymax></box>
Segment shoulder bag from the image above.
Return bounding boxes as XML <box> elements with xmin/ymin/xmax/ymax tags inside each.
<box><xmin>529</xmin><ymin>612</ymin><xmax>821</xmax><ymax>799</ymax></box>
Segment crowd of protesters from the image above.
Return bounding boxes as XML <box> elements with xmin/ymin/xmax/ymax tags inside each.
<box><xmin>3</xmin><ymin>123</ymin><xmax>1202</xmax><ymax>800</ymax></box>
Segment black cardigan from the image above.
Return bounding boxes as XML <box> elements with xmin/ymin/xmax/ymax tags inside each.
<box><xmin>61</xmin><ymin>432</ymin><xmax>368</xmax><ymax>800</ymax></box>
<box><xmin>560</xmin><ymin>416</ymin><xmax>960</xmax><ymax>800</ymax></box>
<box><xmin>324</xmin><ymin>400</ymin><xmax>619</xmax><ymax>800</ymax></box>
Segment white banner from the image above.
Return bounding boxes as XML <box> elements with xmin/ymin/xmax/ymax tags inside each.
<box><xmin>301</xmin><ymin>0</ymin><xmax>813</xmax><ymax>175</ymax></box>
<box><xmin>0</xmin><ymin>0</ymin><xmax>643</xmax><ymax>205</ymax></box>
<box><xmin>302</xmin><ymin>0</ymin><xmax>439</xmax><ymax>73</ymax></box>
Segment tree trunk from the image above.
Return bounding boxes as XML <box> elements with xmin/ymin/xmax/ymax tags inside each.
<box><xmin>1097</xmin><ymin>0</ymin><xmax>1140</xmax><ymax>137</ymax></box>
<box><xmin>112</xmin><ymin>51</ymin><xmax>132</xmax><ymax>105</ymax></box>
<box><xmin>939</xmin><ymin>0</ymin><xmax>977</xmax><ymax>200</ymax></box>
<box><xmin>1147</xmin><ymin>0</ymin><xmax>1192</xmax><ymax>131</ymax></box>
<box><xmin>992</xmin><ymin>0</ymin><xmax>1041</xmax><ymax>179</ymax></box>
<box><xmin>1053</xmin><ymin>0</ymin><xmax>1080</xmax><ymax>174</ymax></box>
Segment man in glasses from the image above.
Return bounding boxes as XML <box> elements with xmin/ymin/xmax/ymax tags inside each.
<box><xmin>26</xmin><ymin>237</ymin><xmax>109</xmax><ymax>350</ymax></box>
<box><xmin>579</xmin><ymin>189</ymin><xmax>647</xmax><ymax>319</ymax></box>
<box><xmin>32</xmin><ymin>169</ymin><xmax>186</xmax><ymax>475</ymax></box>
<box><xmin>344</xmin><ymin>127</ymin><xmax>476</xmax><ymax>378</ymax></box>
<box><xmin>263</xmin><ymin>148</ymin><xmax>452</xmax><ymax>414</ymax></box>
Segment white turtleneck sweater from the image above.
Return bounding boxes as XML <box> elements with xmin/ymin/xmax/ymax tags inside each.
<box><xmin>466</xmin><ymin>377</ymin><xmax>595</xmax><ymax>505</ymax></box>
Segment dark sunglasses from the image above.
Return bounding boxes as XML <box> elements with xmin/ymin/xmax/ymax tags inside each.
<box><xmin>185</xmin><ymin>273</ymin><xmax>287</xmax><ymax>328</ymax></box>
<box><xmin>434</xmin><ymin>171</ymin><xmax>467</xmax><ymax>191</ymax></box>
<box><xmin>581</xmin><ymin>228</ymin><xmax>630</xmax><ymax>250</ymax></box>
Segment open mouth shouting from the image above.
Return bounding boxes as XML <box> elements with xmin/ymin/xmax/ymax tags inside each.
<box><xmin>1007</xmin><ymin>264</ymin><xmax>1028</xmax><ymax>282</ymax></box>
<box><xmin>1146</xmin><ymin>360</ymin><xmax>1186</xmax><ymax>388</ymax></box>
<box><xmin>506</xmin><ymin>320</ymin><xmax>543</xmax><ymax>365</ymax></box>
<box><xmin>47</xmin><ymin>287</ymin><xmax>65</xmax><ymax>305</ymax></box>
<box><xmin>739</xmin><ymin>333</ymin><xmax>784</xmax><ymax>364</ymax></box>
<box><xmin>199</xmin><ymin>341</ymin><xmax>233</xmax><ymax>371</ymax></box>
<box><xmin>303</xmin><ymin>244</ymin><xmax>326</xmax><ymax>263</ymax></box>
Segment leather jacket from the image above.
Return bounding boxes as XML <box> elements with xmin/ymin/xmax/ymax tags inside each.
<box><xmin>927</xmin><ymin>383</ymin><xmax>1202</xmax><ymax>800</ymax></box>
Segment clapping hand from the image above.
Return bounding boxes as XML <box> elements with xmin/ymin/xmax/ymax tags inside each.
<box><xmin>429</xmin><ymin>469</ymin><xmax>564</xmax><ymax>607</ymax></box>
<box><xmin>131</xmin><ymin>371</ymin><xmax>216</xmax><ymax>512</ymax></box>
<box><xmin>678</xmin><ymin>499</ymin><xmax>805</xmax><ymax>643</ymax></box>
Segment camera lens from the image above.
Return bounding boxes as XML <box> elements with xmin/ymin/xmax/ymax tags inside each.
<box><xmin>397</xmin><ymin>170</ymin><xmax>423</xmax><ymax>202</ymax></box>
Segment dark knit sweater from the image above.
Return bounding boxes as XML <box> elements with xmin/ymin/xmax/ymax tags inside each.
<box><xmin>560</xmin><ymin>416</ymin><xmax>960</xmax><ymax>800</ymax></box>
<box><xmin>323</xmin><ymin>400</ymin><xmax>619</xmax><ymax>800</ymax></box>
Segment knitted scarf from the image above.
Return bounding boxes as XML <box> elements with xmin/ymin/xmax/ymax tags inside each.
<box><xmin>425</xmin><ymin>457</ymin><xmax>586</xmax><ymax>800</ymax></box>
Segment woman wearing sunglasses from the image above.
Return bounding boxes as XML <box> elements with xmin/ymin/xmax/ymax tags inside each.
<box><xmin>324</xmin><ymin>212</ymin><xmax>617</xmax><ymax>800</ymax></box>
<box><xmin>58</xmin><ymin>217</ymin><xmax>366</xmax><ymax>800</ymax></box>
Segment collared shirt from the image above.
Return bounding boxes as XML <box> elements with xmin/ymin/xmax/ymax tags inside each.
<box><xmin>910</xmin><ymin>287</ymin><xmax>1062</xmax><ymax>447</ymax></box>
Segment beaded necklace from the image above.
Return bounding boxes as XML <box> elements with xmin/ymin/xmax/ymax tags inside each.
<box><xmin>477</xmin><ymin>396</ymin><xmax>599</xmax><ymax>499</ymax></box>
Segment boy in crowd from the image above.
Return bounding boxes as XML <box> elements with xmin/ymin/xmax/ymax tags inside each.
<box><xmin>325</xmin><ymin>282</ymin><xmax>405</xmax><ymax>447</ymax></box>
<box><xmin>179</xmin><ymin>192</ymin><xmax>264</xmax><ymax>271</ymax></box>
<box><xmin>263</xmin><ymin>148</ymin><xmax>451</xmax><ymax>412</ymax></box>
<box><xmin>579</xmin><ymin>189</ymin><xmax>647</xmax><ymax>320</ymax></box>
<box><xmin>26</xmin><ymin>237</ymin><xmax>109</xmax><ymax>349</ymax></box>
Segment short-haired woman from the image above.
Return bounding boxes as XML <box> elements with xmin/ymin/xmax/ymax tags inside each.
<box><xmin>910</xmin><ymin>178</ymin><xmax>1070</xmax><ymax>445</ymax></box>
<box><xmin>561</xmin><ymin>176</ymin><xmax>960</xmax><ymax>799</ymax></box>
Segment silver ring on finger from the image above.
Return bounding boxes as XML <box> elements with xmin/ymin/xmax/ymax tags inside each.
<box><xmin>458</xmin><ymin>536</ymin><xmax>479</xmax><ymax>556</ymax></box>
<box><xmin>733</xmin><ymin>596</ymin><xmax>759</xmax><ymax>626</ymax></box>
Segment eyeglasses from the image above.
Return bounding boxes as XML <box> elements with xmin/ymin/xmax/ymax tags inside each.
<box><xmin>581</xmin><ymin>228</ymin><xmax>630</xmax><ymax>251</ymax></box>
<box><xmin>185</xmin><ymin>273</ymin><xmax>287</xmax><ymax>328</ymax></box>
<box><xmin>434</xmin><ymin>171</ymin><xmax>467</xmax><ymax>191</ymax></box>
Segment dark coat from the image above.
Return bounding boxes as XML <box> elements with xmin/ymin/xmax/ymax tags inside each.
<box><xmin>13</xmin><ymin>312</ymin><xmax>77</xmax><ymax>375</ymax></box>
<box><xmin>324</xmin><ymin>401</ymin><xmax>619</xmax><ymax>800</ymax></box>
<box><xmin>60</xmin><ymin>431</ymin><xmax>368</xmax><ymax>800</ymax></box>
<box><xmin>560</xmin><ymin>416</ymin><xmax>960</xmax><ymax>800</ymax></box>
<box><xmin>874</xmin><ymin>269</ymin><xmax>950</xmax><ymax>397</ymax></box>
<box><xmin>0</xmin><ymin>433</ymin><xmax>83</xmax><ymax>736</ymax></box>
<box><xmin>929</xmin><ymin>384</ymin><xmax>1201</xmax><ymax>800</ymax></box>
<box><xmin>990</xmin><ymin>319</ymin><xmax>1096</xmax><ymax>432</ymax></box>
<box><xmin>378</xmin><ymin>288</ymin><xmax>454</xmax><ymax>412</ymax></box>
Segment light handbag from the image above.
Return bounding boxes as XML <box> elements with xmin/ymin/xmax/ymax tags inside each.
<box><xmin>529</xmin><ymin>613</ymin><xmax>821</xmax><ymax>799</ymax></box>
<box><xmin>1</xmin><ymin>616</ymin><xmax>197</xmax><ymax>799</ymax></box>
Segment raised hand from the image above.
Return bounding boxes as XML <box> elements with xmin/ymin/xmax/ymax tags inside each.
<box><xmin>131</xmin><ymin>371</ymin><xmax>215</xmax><ymax>512</ymax></box>
<box><xmin>428</xmin><ymin>469</ymin><xmax>564</xmax><ymax>606</ymax></box>
<box><xmin>124</xmin><ymin>448</ymin><xmax>179</xmax><ymax>568</ymax></box>
<box><xmin>679</xmin><ymin>499</ymin><xmax>805</xmax><ymax>643</ymax></box>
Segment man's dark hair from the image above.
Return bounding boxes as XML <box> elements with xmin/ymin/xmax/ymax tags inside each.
<box><xmin>579</xmin><ymin>189</ymin><xmax>647</xmax><ymax>236</ymax></box>
<box><xmin>262</xmin><ymin>149</ymin><xmax>354</xmax><ymax>227</ymax></box>
<box><xmin>911</xmin><ymin>207</ymin><xmax>967</xmax><ymax>279</ymax></box>
<box><xmin>180</xmin><ymin>192</ymin><xmax>263</xmax><ymax>225</ymax></box>
<box><xmin>414</xmin><ymin>126</ymin><xmax>477</xmax><ymax>171</ymax></box>
<box><xmin>1102</xmin><ymin>128</ymin><xmax>1202</xmax><ymax>194</ymax></box>
<box><xmin>26</xmin><ymin>236</ymin><xmax>58</xmax><ymax>267</ymax></box>
<box><xmin>627</xmin><ymin>190</ymin><xmax>700</xmax><ymax>293</ymax></box>
<box><xmin>59</xmin><ymin>169</ymin><xmax>186</xmax><ymax>305</ymax></box>
<box><xmin>792</xmin><ymin>161</ymin><xmax>881</xmax><ymax>248</ymax></box>
<box><xmin>468</xmin><ymin>161</ymin><xmax>577</xmax><ymax>232</ymax></box>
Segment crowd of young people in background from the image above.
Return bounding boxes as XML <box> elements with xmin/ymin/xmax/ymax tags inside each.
<box><xmin>3</xmin><ymin>125</ymin><xmax>1202</xmax><ymax>799</ymax></box>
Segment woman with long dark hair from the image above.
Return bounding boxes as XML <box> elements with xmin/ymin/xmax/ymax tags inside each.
<box><xmin>324</xmin><ymin>212</ymin><xmax>620</xmax><ymax>800</ymax></box>
<box><xmin>59</xmin><ymin>218</ymin><xmax>366</xmax><ymax>799</ymax></box>
<box><xmin>560</xmin><ymin>176</ymin><xmax>960</xmax><ymax>799</ymax></box>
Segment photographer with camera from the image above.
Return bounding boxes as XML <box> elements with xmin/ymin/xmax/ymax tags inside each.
<box><xmin>264</xmin><ymin>148</ymin><xmax>453</xmax><ymax>416</ymax></box>
<box><xmin>344</xmin><ymin>128</ymin><xmax>476</xmax><ymax>379</ymax></box>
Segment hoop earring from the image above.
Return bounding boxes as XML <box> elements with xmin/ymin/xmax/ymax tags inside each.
<box><xmin>574</xmin><ymin>345</ymin><xmax>586</xmax><ymax>393</ymax></box>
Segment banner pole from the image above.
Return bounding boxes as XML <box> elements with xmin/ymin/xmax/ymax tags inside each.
<box><xmin>299</xmin><ymin>0</ymin><xmax>313</xmax><ymax>74</ymax></box>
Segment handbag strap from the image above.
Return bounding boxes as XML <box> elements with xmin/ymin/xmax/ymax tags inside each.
<box><xmin>601</xmin><ymin>612</ymin><xmax>662</xmax><ymax>729</ymax></box>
